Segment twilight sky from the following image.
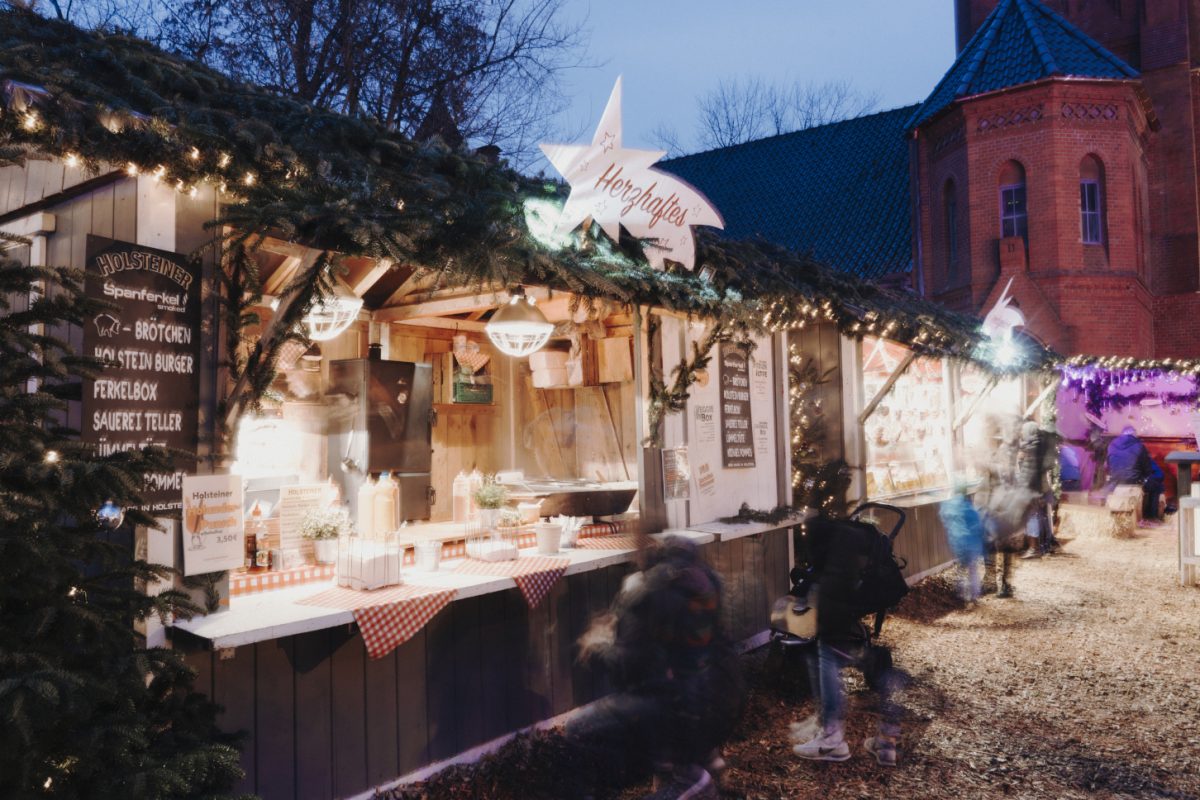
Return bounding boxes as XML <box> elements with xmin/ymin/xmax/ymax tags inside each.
<box><xmin>541</xmin><ymin>0</ymin><xmax>956</xmax><ymax>169</ymax></box>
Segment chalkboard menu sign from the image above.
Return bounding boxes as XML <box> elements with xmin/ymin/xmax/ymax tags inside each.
<box><xmin>82</xmin><ymin>236</ymin><xmax>201</xmax><ymax>512</ymax></box>
<box><xmin>719</xmin><ymin>342</ymin><xmax>756</xmax><ymax>468</ymax></box>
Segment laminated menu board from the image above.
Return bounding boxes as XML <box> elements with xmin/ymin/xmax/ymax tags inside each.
<box><xmin>82</xmin><ymin>236</ymin><xmax>201</xmax><ymax>511</ymax></box>
<box><xmin>719</xmin><ymin>342</ymin><xmax>756</xmax><ymax>468</ymax></box>
<box><xmin>182</xmin><ymin>474</ymin><xmax>244</xmax><ymax>576</ymax></box>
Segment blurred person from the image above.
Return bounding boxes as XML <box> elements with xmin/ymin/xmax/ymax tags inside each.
<box><xmin>568</xmin><ymin>536</ymin><xmax>743</xmax><ymax>800</ymax></box>
<box><xmin>789</xmin><ymin>516</ymin><xmax>906</xmax><ymax>766</ymax></box>
<box><xmin>976</xmin><ymin>415</ymin><xmax>1034</xmax><ymax>597</ymax></box>
<box><xmin>1018</xmin><ymin>420</ymin><xmax>1060</xmax><ymax>558</ymax></box>
<box><xmin>939</xmin><ymin>483</ymin><xmax>985</xmax><ymax>603</ymax></box>
<box><xmin>1143</xmin><ymin>459</ymin><xmax>1165</xmax><ymax>523</ymax></box>
<box><xmin>1106</xmin><ymin>425</ymin><xmax>1152</xmax><ymax>488</ymax></box>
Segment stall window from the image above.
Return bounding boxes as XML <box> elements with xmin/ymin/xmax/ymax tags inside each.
<box><xmin>860</xmin><ymin>338</ymin><xmax>953</xmax><ymax>497</ymax></box>
<box><xmin>1080</xmin><ymin>155</ymin><xmax>1105</xmax><ymax>245</ymax></box>
<box><xmin>999</xmin><ymin>161</ymin><xmax>1027</xmax><ymax>240</ymax></box>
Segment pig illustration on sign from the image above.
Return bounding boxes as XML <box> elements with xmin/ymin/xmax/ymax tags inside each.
<box><xmin>93</xmin><ymin>314</ymin><xmax>121</xmax><ymax>338</ymax></box>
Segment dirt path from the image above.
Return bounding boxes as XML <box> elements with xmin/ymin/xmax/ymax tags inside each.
<box><xmin>387</xmin><ymin>525</ymin><xmax>1200</xmax><ymax>800</ymax></box>
<box><xmin>716</xmin><ymin>525</ymin><xmax>1200</xmax><ymax>800</ymax></box>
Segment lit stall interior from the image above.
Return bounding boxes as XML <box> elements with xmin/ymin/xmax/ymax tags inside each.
<box><xmin>226</xmin><ymin>241</ymin><xmax>640</xmax><ymax>579</ymax></box>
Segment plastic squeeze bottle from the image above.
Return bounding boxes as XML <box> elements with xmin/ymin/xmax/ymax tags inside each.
<box><xmin>357</xmin><ymin>475</ymin><xmax>377</xmax><ymax>540</ymax></box>
<box><xmin>374</xmin><ymin>471</ymin><xmax>397</xmax><ymax>539</ymax></box>
<box><xmin>452</xmin><ymin>471</ymin><xmax>470</xmax><ymax>524</ymax></box>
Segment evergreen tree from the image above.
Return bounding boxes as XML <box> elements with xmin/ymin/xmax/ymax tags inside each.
<box><xmin>0</xmin><ymin>239</ymin><xmax>247</xmax><ymax>799</ymax></box>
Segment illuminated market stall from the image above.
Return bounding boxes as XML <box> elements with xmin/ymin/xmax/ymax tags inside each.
<box><xmin>0</xmin><ymin>16</ymin><xmax>1056</xmax><ymax>798</ymax></box>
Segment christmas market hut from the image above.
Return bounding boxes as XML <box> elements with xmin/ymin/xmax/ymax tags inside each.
<box><xmin>0</xmin><ymin>10</ymin><xmax>1054</xmax><ymax>797</ymax></box>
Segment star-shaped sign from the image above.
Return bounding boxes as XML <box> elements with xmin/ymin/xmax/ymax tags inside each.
<box><xmin>539</xmin><ymin>77</ymin><xmax>724</xmax><ymax>270</ymax></box>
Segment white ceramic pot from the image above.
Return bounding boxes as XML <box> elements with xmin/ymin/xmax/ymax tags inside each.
<box><xmin>535</xmin><ymin>522</ymin><xmax>563</xmax><ymax>555</ymax></box>
<box><xmin>313</xmin><ymin>538</ymin><xmax>338</xmax><ymax>564</ymax></box>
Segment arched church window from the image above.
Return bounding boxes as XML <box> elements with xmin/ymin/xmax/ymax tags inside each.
<box><xmin>1080</xmin><ymin>155</ymin><xmax>1105</xmax><ymax>245</ymax></box>
<box><xmin>999</xmin><ymin>161</ymin><xmax>1027</xmax><ymax>240</ymax></box>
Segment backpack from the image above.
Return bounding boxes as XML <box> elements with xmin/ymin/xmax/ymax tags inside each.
<box><xmin>851</xmin><ymin>523</ymin><xmax>909</xmax><ymax>635</ymax></box>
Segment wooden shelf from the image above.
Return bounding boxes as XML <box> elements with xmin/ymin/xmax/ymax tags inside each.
<box><xmin>433</xmin><ymin>402</ymin><xmax>496</xmax><ymax>415</ymax></box>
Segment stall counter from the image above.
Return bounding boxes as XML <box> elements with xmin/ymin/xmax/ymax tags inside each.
<box><xmin>172</xmin><ymin>529</ymin><xmax>714</xmax><ymax>650</ymax></box>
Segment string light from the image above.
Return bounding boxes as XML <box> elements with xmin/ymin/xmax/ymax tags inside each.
<box><xmin>22</xmin><ymin>111</ymin><xmax>38</xmax><ymax>130</ymax></box>
<box><xmin>243</xmin><ymin>172</ymin><xmax>256</xmax><ymax>186</ymax></box>
<box><xmin>125</xmin><ymin>162</ymin><xmax>139</xmax><ymax>176</ymax></box>
<box><xmin>189</xmin><ymin>147</ymin><xmax>200</xmax><ymax>160</ymax></box>
<box><xmin>64</xmin><ymin>152</ymin><xmax>79</xmax><ymax>168</ymax></box>
<box><xmin>218</xmin><ymin>153</ymin><xmax>231</xmax><ymax>168</ymax></box>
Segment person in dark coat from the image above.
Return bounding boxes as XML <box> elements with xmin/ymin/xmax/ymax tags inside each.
<box><xmin>789</xmin><ymin>517</ymin><xmax>905</xmax><ymax>766</ymax></box>
<box><xmin>1018</xmin><ymin>421</ymin><xmax>1061</xmax><ymax>557</ymax></box>
<box><xmin>567</xmin><ymin>536</ymin><xmax>743</xmax><ymax>800</ymax></box>
<box><xmin>1107</xmin><ymin>426</ymin><xmax>1153</xmax><ymax>486</ymax></box>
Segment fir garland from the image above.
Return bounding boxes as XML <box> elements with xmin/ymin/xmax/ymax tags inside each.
<box><xmin>719</xmin><ymin>503</ymin><xmax>803</xmax><ymax>525</ymax></box>
<box><xmin>643</xmin><ymin>319</ymin><xmax>747</xmax><ymax>448</ymax></box>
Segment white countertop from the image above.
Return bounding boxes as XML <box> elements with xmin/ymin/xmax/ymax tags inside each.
<box><xmin>172</xmin><ymin>529</ymin><xmax>715</xmax><ymax>649</ymax></box>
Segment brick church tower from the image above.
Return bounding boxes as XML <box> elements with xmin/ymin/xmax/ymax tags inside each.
<box><xmin>913</xmin><ymin>0</ymin><xmax>1200</xmax><ymax>357</ymax></box>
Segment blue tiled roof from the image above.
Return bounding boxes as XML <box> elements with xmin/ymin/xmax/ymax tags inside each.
<box><xmin>662</xmin><ymin>105</ymin><xmax>917</xmax><ymax>281</ymax></box>
<box><xmin>908</xmin><ymin>0</ymin><xmax>1137</xmax><ymax>130</ymax></box>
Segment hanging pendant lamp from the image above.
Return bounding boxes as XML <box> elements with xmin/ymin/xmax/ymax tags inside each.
<box><xmin>485</xmin><ymin>287</ymin><xmax>554</xmax><ymax>357</ymax></box>
<box><xmin>302</xmin><ymin>281</ymin><xmax>364</xmax><ymax>342</ymax></box>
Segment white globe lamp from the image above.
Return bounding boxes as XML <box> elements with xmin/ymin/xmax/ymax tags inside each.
<box><xmin>302</xmin><ymin>282</ymin><xmax>364</xmax><ymax>342</ymax></box>
<box><xmin>486</xmin><ymin>287</ymin><xmax>554</xmax><ymax>357</ymax></box>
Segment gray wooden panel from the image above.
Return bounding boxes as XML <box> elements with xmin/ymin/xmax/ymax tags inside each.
<box><xmin>743</xmin><ymin>535</ymin><xmax>767</xmax><ymax>636</ymax></box>
<box><xmin>729</xmin><ymin>539</ymin><xmax>749</xmax><ymax>641</ymax></box>
<box><xmin>523</xmin><ymin>594</ymin><xmax>554</xmax><ymax>729</ymax></box>
<box><xmin>4</xmin><ymin>163</ymin><xmax>26</xmax><ymax>214</ymax></box>
<box><xmin>584</xmin><ymin>570</ymin><xmax>610</xmax><ymax>700</ymax></box>
<box><xmin>500</xmin><ymin>588</ymin><xmax>535</xmax><ymax>731</ymax></box>
<box><xmin>175</xmin><ymin>181</ymin><xmax>218</xmax><ymax>256</ymax></box>
<box><xmin>294</xmin><ymin>629</ymin><xmax>334</xmax><ymax>800</ymax></box>
<box><xmin>22</xmin><ymin>159</ymin><xmax>46</xmax><ymax>206</ymax></box>
<box><xmin>254</xmin><ymin>637</ymin><xmax>296</xmax><ymax>799</ymax></box>
<box><xmin>395</xmin><ymin>629</ymin><xmax>430</xmax><ymax>775</ymax></box>
<box><xmin>548</xmin><ymin>580</ymin><xmax>573</xmax><ymax>716</ymax></box>
<box><xmin>90</xmin><ymin>183</ymin><xmax>115</xmax><ymax>239</ymax></box>
<box><xmin>567</xmin><ymin>571</ymin><xmax>596</xmax><ymax>707</ymax></box>
<box><xmin>424</xmin><ymin>600</ymin><xmax>458</xmax><ymax>761</ymax></box>
<box><xmin>477</xmin><ymin>587</ymin><xmax>514</xmax><ymax>743</ymax></box>
<box><xmin>41</xmin><ymin>160</ymin><xmax>65</xmax><ymax>200</ymax></box>
<box><xmin>365</xmin><ymin>647</ymin><xmax>400</xmax><ymax>787</ymax></box>
<box><xmin>0</xmin><ymin>165</ymin><xmax>12</xmax><ymax>214</ymax></box>
<box><xmin>113</xmin><ymin>177</ymin><xmax>137</xmax><ymax>243</ymax></box>
<box><xmin>330</xmin><ymin>627</ymin><xmax>368</xmax><ymax>798</ymax></box>
<box><xmin>213</xmin><ymin>647</ymin><xmax>257</xmax><ymax>795</ymax></box>
<box><xmin>183</xmin><ymin>647</ymin><xmax>214</xmax><ymax>698</ymax></box>
<box><xmin>451</xmin><ymin>597</ymin><xmax>485</xmax><ymax>752</ymax></box>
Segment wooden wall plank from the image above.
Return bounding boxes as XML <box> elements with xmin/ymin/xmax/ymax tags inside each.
<box><xmin>586</xmin><ymin>569</ymin><xmax>613</xmax><ymax>700</ymax></box>
<box><xmin>4</xmin><ymin>164</ymin><xmax>26</xmax><ymax>214</ymax></box>
<box><xmin>567</xmin><ymin>571</ymin><xmax>597</xmax><ymax>707</ymax></box>
<box><xmin>91</xmin><ymin>183</ymin><xmax>115</xmax><ymax>239</ymax></box>
<box><xmin>424</xmin><ymin>601</ymin><xmax>458</xmax><ymax>761</ymax></box>
<box><xmin>254</xmin><ymin>638</ymin><xmax>296</xmax><ymax>799</ymax></box>
<box><xmin>477</xmin><ymin>588</ymin><xmax>513</xmax><ymax>742</ymax></box>
<box><xmin>452</xmin><ymin>597</ymin><xmax>485</xmax><ymax>752</ymax></box>
<box><xmin>294</xmin><ymin>629</ymin><xmax>334</xmax><ymax>800</ymax></box>
<box><xmin>548</xmin><ymin>580</ymin><xmax>574</xmax><ymax>715</ymax></box>
<box><xmin>113</xmin><ymin>177</ymin><xmax>137</xmax><ymax>242</ymax></box>
<box><xmin>41</xmin><ymin>160</ymin><xmax>65</xmax><ymax>199</ymax></box>
<box><xmin>22</xmin><ymin>159</ymin><xmax>46</xmax><ymax>206</ymax></box>
<box><xmin>523</xmin><ymin>595</ymin><xmax>554</xmax><ymax>728</ymax></box>
<box><xmin>330</xmin><ymin>629</ymin><xmax>369</xmax><ymax>798</ymax></box>
<box><xmin>365</xmin><ymin>646</ymin><xmax>400</xmax><ymax>788</ymax></box>
<box><xmin>396</xmin><ymin>630</ymin><xmax>430</xmax><ymax>775</ymax></box>
<box><xmin>500</xmin><ymin>589</ymin><xmax>535</xmax><ymax>731</ymax></box>
<box><xmin>213</xmin><ymin>647</ymin><xmax>257</xmax><ymax>795</ymax></box>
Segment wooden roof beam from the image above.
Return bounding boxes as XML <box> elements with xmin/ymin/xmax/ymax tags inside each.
<box><xmin>345</xmin><ymin>258</ymin><xmax>393</xmax><ymax>297</ymax></box>
<box><xmin>373</xmin><ymin>285</ymin><xmax>552</xmax><ymax>323</ymax></box>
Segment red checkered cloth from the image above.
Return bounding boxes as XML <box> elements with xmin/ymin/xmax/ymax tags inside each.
<box><xmin>297</xmin><ymin>584</ymin><xmax>457</xmax><ymax>659</ymax></box>
<box><xmin>576</xmin><ymin>534</ymin><xmax>642</xmax><ymax>551</ymax></box>
<box><xmin>453</xmin><ymin>556</ymin><xmax>570</xmax><ymax>609</ymax></box>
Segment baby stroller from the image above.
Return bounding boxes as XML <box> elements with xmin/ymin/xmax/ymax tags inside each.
<box><xmin>764</xmin><ymin>502</ymin><xmax>906</xmax><ymax>689</ymax></box>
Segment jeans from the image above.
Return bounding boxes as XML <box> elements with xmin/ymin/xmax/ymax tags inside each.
<box><xmin>805</xmin><ymin>640</ymin><xmax>850</xmax><ymax>726</ymax></box>
<box><xmin>805</xmin><ymin>639</ymin><xmax>903</xmax><ymax>737</ymax></box>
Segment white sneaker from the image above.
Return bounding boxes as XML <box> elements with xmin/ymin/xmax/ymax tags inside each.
<box><xmin>788</xmin><ymin>713</ymin><xmax>821</xmax><ymax>743</ymax></box>
<box><xmin>793</xmin><ymin>725</ymin><xmax>851</xmax><ymax>762</ymax></box>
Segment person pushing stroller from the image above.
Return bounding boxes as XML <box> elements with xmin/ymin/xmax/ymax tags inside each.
<box><xmin>788</xmin><ymin>514</ymin><xmax>906</xmax><ymax>766</ymax></box>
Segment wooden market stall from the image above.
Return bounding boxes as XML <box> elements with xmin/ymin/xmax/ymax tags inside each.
<box><xmin>0</xmin><ymin>14</ymin><xmax>1058</xmax><ymax>800</ymax></box>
